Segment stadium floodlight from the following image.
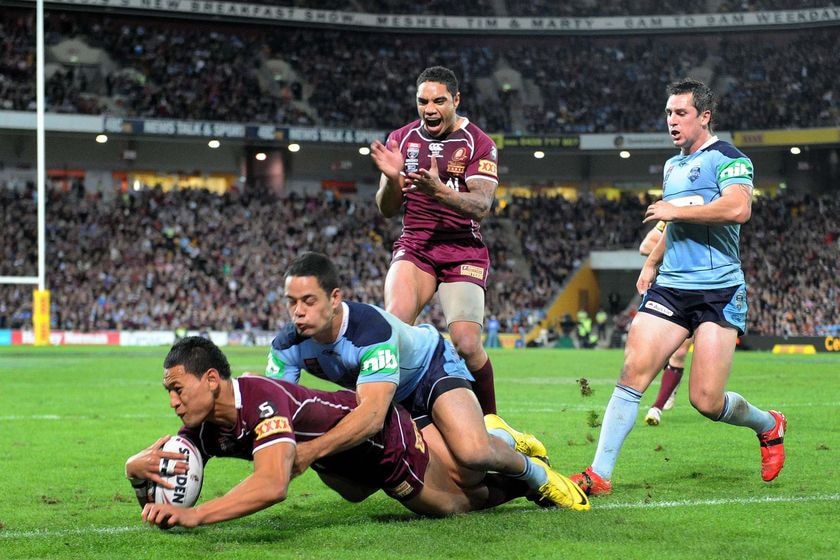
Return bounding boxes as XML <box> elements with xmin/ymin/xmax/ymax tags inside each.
<box><xmin>790</xmin><ymin>147</ymin><xmax>801</xmax><ymax>155</ymax></box>
<box><xmin>288</xmin><ymin>143</ymin><xmax>301</xmax><ymax>153</ymax></box>
<box><xmin>255</xmin><ymin>152</ymin><xmax>267</xmax><ymax>161</ymax></box>
<box><xmin>358</xmin><ymin>146</ymin><xmax>371</xmax><ymax>156</ymax></box>
<box><xmin>619</xmin><ymin>150</ymin><xmax>631</xmax><ymax>159</ymax></box>
<box><xmin>208</xmin><ymin>139</ymin><xmax>221</xmax><ymax>149</ymax></box>
<box><xmin>96</xmin><ymin>134</ymin><xmax>108</xmax><ymax>143</ymax></box>
<box><xmin>533</xmin><ymin>151</ymin><xmax>545</xmax><ymax>159</ymax></box>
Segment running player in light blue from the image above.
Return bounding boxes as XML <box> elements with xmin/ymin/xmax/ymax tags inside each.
<box><xmin>571</xmin><ymin>78</ymin><xmax>786</xmax><ymax>496</ymax></box>
<box><xmin>266</xmin><ymin>251</ymin><xmax>589</xmax><ymax>511</ymax></box>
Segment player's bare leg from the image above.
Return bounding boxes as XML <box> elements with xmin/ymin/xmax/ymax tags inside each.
<box><xmin>403</xmin><ymin>423</ymin><xmax>486</xmax><ymax>516</ymax></box>
<box><xmin>439</xmin><ymin>282</ymin><xmax>497</xmax><ymax>414</ymax></box>
<box><xmin>645</xmin><ymin>336</ymin><xmax>691</xmax><ymax>425</ymax></box>
<box><xmin>686</xmin><ymin>323</ymin><xmax>735</xmax><ymax>418</ymax></box>
<box><xmin>316</xmin><ymin>472</ymin><xmax>380</xmax><ymax>503</ymax></box>
<box><xmin>448</xmin><ymin>320</ymin><xmax>496</xmax><ymax>414</ymax></box>
<box><xmin>383</xmin><ymin>259</ymin><xmax>437</xmax><ymax>324</ymax></box>
<box><xmin>430</xmin><ymin>387</ymin><xmax>588</xmax><ymax>510</ymax></box>
<box><xmin>689</xmin><ymin>322</ymin><xmax>784</xmax><ymax>481</ymax></box>
<box><xmin>573</xmin><ymin>314</ymin><xmax>688</xmax><ymax>493</ymax></box>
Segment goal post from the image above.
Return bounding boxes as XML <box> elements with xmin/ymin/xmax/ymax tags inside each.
<box><xmin>1</xmin><ymin>0</ymin><xmax>51</xmax><ymax>346</ymax></box>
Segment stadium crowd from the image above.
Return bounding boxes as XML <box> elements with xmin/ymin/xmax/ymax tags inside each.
<box><xmin>1</xmin><ymin>2</ymin><xmax>837</xmax><ymax>338</ymax></box>
<box><xmin>1</xmin><ymin>183</ymin><xmax>837</xmax><ymax>337</ymax></box>
<box><xmin>2</xmin><ymin>8</ymin><xmax>839</xmax><ymax>132</ymax></box>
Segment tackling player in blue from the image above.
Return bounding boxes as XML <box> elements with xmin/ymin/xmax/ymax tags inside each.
<box><xmin>571</xmin><ymin>78</ymin><xmax>786</xmax><ymax>496</ymax></box>
<box><xmin>267</xmin><ymin>251</ymin><xmax>588</xmax><ymax>511</ymax></box>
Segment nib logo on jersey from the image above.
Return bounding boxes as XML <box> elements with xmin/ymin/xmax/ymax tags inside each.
<box><xmin>361</xmin><ymin>345</ymin><xmax>399</xmax><ymax>376</ymax></box>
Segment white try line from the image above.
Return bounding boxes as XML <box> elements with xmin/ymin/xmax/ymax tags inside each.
<box><xmin>593</xmin><ymin>493</ymin><xmax>840</xmax><ymax>510</ymax></box>
<box><xmin>2</xmin><ymin>493</ymin><xmax>838</xmax><ymax>540</ymax></box>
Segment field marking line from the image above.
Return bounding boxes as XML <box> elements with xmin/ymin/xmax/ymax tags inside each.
<box><xmin>2</xmin><ymin>493</ymin><xmax>838</xmax><ymax>540</ymax></box>
<box><xmin>594</xmin><ymin>493</ymin><xmax>840</xmax><ymax>510</ymax></box>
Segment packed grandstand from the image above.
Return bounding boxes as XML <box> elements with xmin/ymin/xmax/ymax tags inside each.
<box><xmin>0</xmin><ymin>0</ymin><xmax>838</xmax><ymax>340</ymax></box>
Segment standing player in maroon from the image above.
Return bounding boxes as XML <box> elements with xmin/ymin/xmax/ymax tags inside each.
<box><xmin>371</xmin><ymin>65</ymin><xmax>499</xmax><ymax>414</ymax></box>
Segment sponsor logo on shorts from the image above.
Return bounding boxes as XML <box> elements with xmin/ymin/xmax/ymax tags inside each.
<box><xmin>254</xmin><ymin>416</ymin><xmax>291</xmax><ymax>440</ymax></box>
<box><xmin>644</xmin><ymin>300</ymin><xmax>674</xmax><ymax>316</ymax></box>
<box><xmin>387</xmin><ymin>481</ymin><xmax>416</xmax><ymax>499</ymax></box>
<box><xmin>478</xmin><ymin>159</ymin><xmax>497</xmax><ymax>176</ymax></box>
<box><xmin>734</xmin><ymin>288</ymin><xmax>746</xmax><ymax>310</ymax></box>
<box><xmin>460</xmin><ymin>264</ymin><xmax>486</xmax><ymax>280</ymax></box>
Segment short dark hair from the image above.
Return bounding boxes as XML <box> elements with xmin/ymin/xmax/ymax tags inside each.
<box><xmin>164</xmin><ymin>336</ymin><xmax>231</xmax><ymax>379</ymax></box>
<box><xmin>667</xmin><ymin>78</ymin><xmax>716</xmax><ymax>131</ymax></box>
<box><xmin>416</xmin><ymin>66</ymin><xmax>459</xmax><ymax>97</ymax></box>
<box><xmin>285</xmin><ymin>251</ymin><xmax>340</xmax><ymax>294</ymax></box>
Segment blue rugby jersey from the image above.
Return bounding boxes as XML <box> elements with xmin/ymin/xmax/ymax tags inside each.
<box><xmin>265</xmin><ymin>301</ymin><xmax>451</xmax><ymax>402</ymax></box>
<box><xmin>658</xmin><ymin>136</ymin><xmax>753</xmax><ymax>290</ymax></box>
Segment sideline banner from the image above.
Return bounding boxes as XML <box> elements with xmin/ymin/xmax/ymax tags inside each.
<box><xmin>13</xmin><ymin>330</ymin><xmax>121</xmax><ymax>345</ymax></box>
<box><xmin>26</xmin><ymin>2</ymin><xmax>840</xmax><ymax>35</ymax></box>
<box><xmin>740</xmin><ymin>335</ymin><xmax>840</xmax><ymax>353</ymax></box>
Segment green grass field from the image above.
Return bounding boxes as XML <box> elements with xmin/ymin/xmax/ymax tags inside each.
<box><xmin>0</xmin><ymin>346</ymin><xmax>837</xmax><ymax>559</ymax></box>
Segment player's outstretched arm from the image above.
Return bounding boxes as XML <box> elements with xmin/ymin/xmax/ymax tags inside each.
<box><xmin>141</xmin><ymin>441</ymin><xmax>295</xmax><ymax>529</ymax></box>
<box><xmin>293</xmin><ymin>381</ymin><xmax>396</xmax><ymax>475</ymax></box>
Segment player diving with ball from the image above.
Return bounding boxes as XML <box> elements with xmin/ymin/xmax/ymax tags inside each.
<box><xmin>125</xmin><ymin>336</ymin><xmax>586</xmax><ymax>529</ymax></box>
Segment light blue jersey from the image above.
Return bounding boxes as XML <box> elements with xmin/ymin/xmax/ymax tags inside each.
<box><xmin>658</xmin><ymin>136</ymin><xmax>753</xmax><ymax>290</ymax></box>
<box><xmin>265</xmin><ymin>301</ymin><xmax>471</xmax><ymax>403</ymax></box>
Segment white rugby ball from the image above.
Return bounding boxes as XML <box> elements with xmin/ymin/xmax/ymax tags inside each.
<box><xmin>153</xmin><ymin>436</ymin><xmax>203</xmax><ymax>507</ymax></box>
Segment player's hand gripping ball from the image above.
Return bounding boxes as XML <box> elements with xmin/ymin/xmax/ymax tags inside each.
<box><xmin>153</xmin><ymin>436</ymin><xmax>203</xmax><ymax>507</ymax></box>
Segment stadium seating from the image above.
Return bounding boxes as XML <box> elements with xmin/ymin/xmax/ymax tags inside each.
<box><xmin>1</xmin><ymin>2</ymin><xmax>837</xmax><ymax>337</ymax></box>
<box><xmin>1</xmin><ymin>8</ymin><xmax>838</xmax><ymax>132</ymax></box>
<box><xmin>1</xmin><ymin>185</ymin><xmax>836</xmax><ymax>336</ymax></box>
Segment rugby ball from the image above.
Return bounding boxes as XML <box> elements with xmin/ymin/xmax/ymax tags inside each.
<box><xmin>153</xmin><ymin>436</ymin><xmax>203</xmax><ymax>507</ymax></box>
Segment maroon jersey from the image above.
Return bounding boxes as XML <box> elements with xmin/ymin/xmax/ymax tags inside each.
<box><xmin>178</xmin><ymin>375</ymin><xmax>429</xmax><ymax>500</ymax></box>
<box><xmin>388</xmin><ymin>118</ymin><xmax>498</xmax><ymax>242</ymax></box>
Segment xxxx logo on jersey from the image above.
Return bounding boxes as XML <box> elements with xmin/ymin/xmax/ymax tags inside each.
<box><xmin>255</xmin><ymin>416</ymin><xmax>291</xmax><ymax>440</ymax></box>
